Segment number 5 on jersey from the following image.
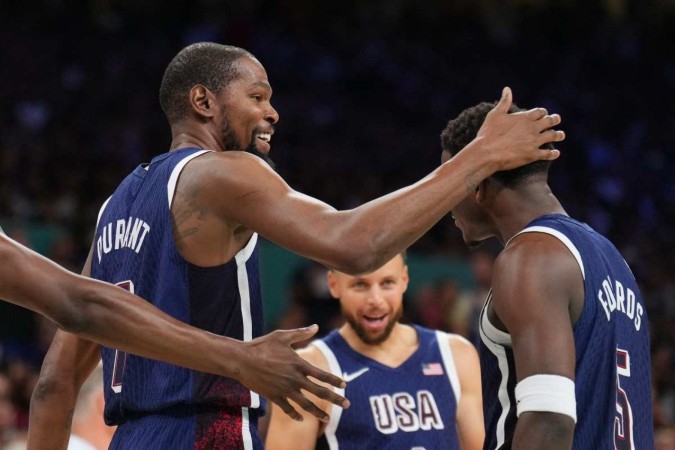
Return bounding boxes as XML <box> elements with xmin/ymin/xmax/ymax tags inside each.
<box><xmin>111</xmin><ymin>280</ymin><xmax>134</xmax><ymax>394</ymax></box>
<box><xmin>615</xmin><ymin>348</ymin><xmax>635</xmax><ymax>450</ymax></box>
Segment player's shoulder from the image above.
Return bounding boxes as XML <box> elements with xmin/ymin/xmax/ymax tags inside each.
<box><xmin>191</xmin><ymin>149</ymin><xmax>270</xmax><ymax>170</ymax></box>
<box><xmin>179</xmin><ymin>150</ymin><xmax>271</xmax><ymax>182</ymax></box>
<box><xmin>178</xmin><ymin>150</ymin><xmax>280</xmax><ymax>200</ymax></box>
<box><xmin>444</xmin><ymin>333</ymin><xmax>478</xmax><ymax>360</ymax></box>
<box><xmin>296</xmin><ymin>341</ymin><xmax>330</xmax><ymax>372</ymax></box>
<box><xmin>494</xmin><ymin>230</ymin><xmax>580</xmax><ymax>281</ymax></box>
<box><xmin>424</xmin><ymin>327</ymin><xmax>478</xmax><ymax>361</ymax></box>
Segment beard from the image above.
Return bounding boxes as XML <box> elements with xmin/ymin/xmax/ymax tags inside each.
<box><xmin>342</xmin><ymin>304</ymin><xmax>403</xmax><ymax>346</ymax></box>
<box><xmin>221</xmin><ymin>119</ymin><xmax>276</xmax><ymax>170</ymax></box>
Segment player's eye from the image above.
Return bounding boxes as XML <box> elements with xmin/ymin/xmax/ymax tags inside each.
<box><xmin>252</xmin><ymin>95</ymin><xmax>263</xmax><ymax>102</ymax></box>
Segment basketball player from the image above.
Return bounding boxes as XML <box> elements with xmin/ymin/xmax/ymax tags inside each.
<box><xmin>0</xmin><ymin>230</ymin><xmax>342</xmax><ymax>398</ymax></box>
<box><xmin>265</xmin><ymin>253</ymin><xmax>484</xmax><ymax>450</ymax></box>
<box><xmin>441</xmin><ymin>102</ymin><xmax>653</xmax><ymax>448</ymax></box>
<box><xmin>29</xmin><ymin>42</ymin><xmax>563</xmax><ymax>450</ymax></box>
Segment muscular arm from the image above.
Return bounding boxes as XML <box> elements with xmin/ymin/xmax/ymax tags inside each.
<box><xmin>199</xmin><ymin>89</ymin><xmax>563</xmax><ymax>274</ymax></box>
<box><xmin>266</xmin><ymin>346</ymin><xmax>331</xmax><ymax>450</ymax></box>
<box><xmin>449</xmin><ymin>335</ymin><xmax>484</xmax><ymax>450</ymax></box>
<box><xmin>491</xmin><ymin>233</ymin><xmax>584</xmax><ymax>450</ymax></box>
<box><xmin>20</xmin><ymin>236</ymin><xmax>347</xmax><ymax>448</ymax></box>
<box><xmin>28</xmin><ymin>330</ymin><xmax>100</xmax><ymax>450</ymax></box>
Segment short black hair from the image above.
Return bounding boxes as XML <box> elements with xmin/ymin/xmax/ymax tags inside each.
<box><xmin>159</xmin><ymin>42</ymin><xmax>254</xmax><ymax>124</ymax></box>
<box><xmin>440</xmin><ymin>101</ymin><xmax>553</xmax><ymax>187</ymax></box>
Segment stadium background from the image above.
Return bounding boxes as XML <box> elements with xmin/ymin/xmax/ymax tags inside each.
<box><xmin>0</xmin><ymin>0</ymin><xmax>673</xmax><ymax>447</ymax></box>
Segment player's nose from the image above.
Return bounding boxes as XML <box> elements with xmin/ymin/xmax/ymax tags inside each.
<box><xmin>366</xmin><ymin>287</ymin><xmax>386</xmax><ymax>305</ymax></box>
<box><xmin>266</xmin><ymin>104</ymin><xmax>279</xmax><ymax>125</ymax></box>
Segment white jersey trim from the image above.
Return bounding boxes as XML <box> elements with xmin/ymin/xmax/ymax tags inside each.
<box><xmin>236</xmin><ymin>233</ymin><xmax>259</xmax><ymax>408</ymax></box>
<box><xmin>435</xmin><ymin>331</ymin><xmax>462</xmax><ymax>404</ymax></box>
<box><xmin>480</xmin><ymin>292</ymin><xmax>512</xmax><ymax>346</ymax></box>
<box><xmin>241</xmin><ymin>407</ymin><xmax>253</xmax><ymax>450</ymax></box>
<box><xmin>479</xmin><ymin>304</ymin><xmax>512</xmax><ymax>450</ymax></box>
<box><xmin>96</xmin><ymin>196</ymin><xmax>112</xmax><ymax>228</ymax></box>
<box><xmin>235</xmin><ymin>233</ymin><xmax>258</xmax><ymax>266</ymax></box>
<box><xmin>514</xmin><ymin>225</ymin><xmax>585</xmax><ymax>280</ymax></box>
<box><xmin>312</xmin><ymin>340</ymin><xmax>345</xmax><ymax>450</ymax></box>
<box><xmin>166</xmin><ymin>149</ymin><xmax>212</xmax><ymax>208</ymax></box>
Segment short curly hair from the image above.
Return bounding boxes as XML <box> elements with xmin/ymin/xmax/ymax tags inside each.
<box><xmin>440</xmin><ymin>101</ymin><xmax>553</xmax><ymax>187</ymax></box>
<box><xmin>159</xmin><ymin>43</ymin><xmax>254</xmax><ymax>124</ymax></box>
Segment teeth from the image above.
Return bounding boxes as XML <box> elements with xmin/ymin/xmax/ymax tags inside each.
<box><xmin>256</xmin><ymin>133</ymin><xmax>271</xmax><ymax>143</ymax></box>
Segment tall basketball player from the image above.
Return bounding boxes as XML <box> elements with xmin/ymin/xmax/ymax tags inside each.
<box><xmin>266</xmin><ymin>253</ymin><xmax>484</xmax><ymax>450</ymax></box>
<box><xmin>29</xmin><ymin>43</ymin><xmax>563</xmax><ymax>450</ymax></box>
<box><xmin>441</xmin><ymin>102</ymin><xmax>653</xmax><ymax>449</ymax></box>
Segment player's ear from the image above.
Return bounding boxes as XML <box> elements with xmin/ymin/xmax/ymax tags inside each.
<box><xmin>189</xmin><ymin>84</ymin><xmax>216</xmax><ymax>119</ymax></box>
<box><xmin>401</xmin><ymin>265</ymin><xmax>410</xmax><ymax>294</ymax></box>
<box><xmin>326</xmin><ymin>270</ymin><xmax>340</xmax><ymax>299</ymax></box>
<box><xmin>475</xmin><ymin>180</ymin><xmax>487</xmax><ymax>204</ymax></box>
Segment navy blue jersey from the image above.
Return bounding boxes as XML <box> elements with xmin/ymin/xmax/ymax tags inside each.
<box><xmin>479</xmin><ymin>214</ymin><xmax>653</xmax><ymax>449</ymax></box>
<box><xmin>314</xmin><ymin>326</ymin><xmax>462</xmax><ymax>450</ymax></box>
<box><xmin>90</xmin><ymin>148</ymin><xmax>265</xmax><ymax>447</ymax></box>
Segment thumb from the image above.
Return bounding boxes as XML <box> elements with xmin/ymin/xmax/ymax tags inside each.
<box><xmin>288</xmin><ymin>324</ymin><xmax>319</xmax><ymax>343</ymax></box>
<box><xmin>493</xmin><ymin>86</ymin><xmax>513</xmax><ymax>114</ymax></box>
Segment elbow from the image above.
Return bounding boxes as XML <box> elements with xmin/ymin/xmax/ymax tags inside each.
<box><xmin>32</xmin><ymin>366</ymin><xmax>77</xmax><ymax>405</ymax></box>
<box><xmin>327</xmin><ymin>244</ymin><xmax>386</xmax><ymax>275</ymax></box>
<box><xmin>50</xmin><ymin>284</ymin><xmax>97</xmax><ymax>338</ymax></box>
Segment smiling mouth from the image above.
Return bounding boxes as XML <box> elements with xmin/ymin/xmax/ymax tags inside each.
<box><xmin>363</xmin><ymin>314</ymin><xmax>388</xmax><ymax>330</ymax></box>
<box><xmin>256</xmin><ymin>132</ymin><xmax>272</xmax><ymax>143</ymax></box>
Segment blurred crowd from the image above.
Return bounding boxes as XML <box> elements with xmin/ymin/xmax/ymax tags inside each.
<box><xmin>1</xmin><ymin>0</ymin><xmax>674</xmax><ymax>447</ymax></box>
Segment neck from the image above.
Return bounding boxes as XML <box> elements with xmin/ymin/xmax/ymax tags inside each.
<box><xmin>339</xmin><ymin>322</ymin><xmax>418</xmax><ymax>368</ymax></box>
<box><xmin>489</xmin><ymin>182</ymin><xmax>567</xmax><ymax>246</ymax></box>
<box><xmin>169</xmin><ymin>122</ymin><xmax>225</xmax><ymax>152</ymax></box>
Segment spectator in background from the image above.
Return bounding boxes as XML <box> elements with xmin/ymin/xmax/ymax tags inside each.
<box><xmin>458</xmin><ymin>249</ymin><xmax>496</xmax><ymax>345</ymax></box>
<box><xmin>0</xmin><ymin>370</ymin><xmax>18</xmax><ymax>448</ymax></box>
<box><xmin>68</xmin><ymin>364</ymin><xmax>115</xmax><ymax>450</ymax></box>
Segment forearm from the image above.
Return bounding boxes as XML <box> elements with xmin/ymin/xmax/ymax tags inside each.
<box><xmin>512</xmin><ymin>412</ymin><xmax>574</xmax><ymax>450</ymax></box>
<box><xmin>0</xmin><ymin>235</ymin><xmax>244</xmax><ymax>378</ymax></box>
<box><xmin>28</xmin><ymin>378</ymin><xmax>77</xmax><ymax>450</ymax></box>
<box><xmin>68</xmin><ymin>277</ymin><xmax>245</xmax><ymax>377</ymax></box>
<box><xmin>28</xmin><ymin>331</ymin><xmax>100</xmax><ymax>450</ymax></box>
<box><xmin>290</xmin><ymin>140</ymin><xmax>496</xmax><ymax>274</ymax></box>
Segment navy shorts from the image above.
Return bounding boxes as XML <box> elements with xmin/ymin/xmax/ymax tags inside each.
<box><xmin>109</xmin><ymin>405</ymin><xmax>263</xmax><ymax>450</ymax></box>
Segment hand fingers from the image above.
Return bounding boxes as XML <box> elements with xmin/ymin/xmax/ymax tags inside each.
<box><xmin>301</xmin><ymin>376</ymin><xmax>350</xmax><ymax>409</ymax></box>
<box><xmin>492</xmin><ymin>87</ymin><xmax>513</xmax><ymax>114</ymax></box>
<box><xmin>305</xmin><ymin>365</ymin><xmax>347</xmax><ymax>390</ymax></box>
<box><xmin>534</xmin><ymin>148</ymin><xmax>561</xmax><ymax>161</ymax></box>
<box><xmin>538</xmin><ymin>129</ymin><xmax>566</xmax><ymax>145</ymax></box>
<box><xmin>285</xmin><ymin>324</ymin><xmax>319</xmax><ymax>344</ymax></box>
<box><xmin>525</xmin><ymin>107</ymin><xmax>548</xmax><ymax>121</ymax></box>
<box><xmin>275</xmin><ymin>397</ymin><xmax>303</xmax><ymax>422</ymax></box>
<box><xmin>532</xmin><ymin>113</ymin><xmax>561</xmax><ymax>131</ymax></box>
<box><xmin>289</xmin><ymin>392</ymin><xmax>331</xmax><ymax>422</ymax></box>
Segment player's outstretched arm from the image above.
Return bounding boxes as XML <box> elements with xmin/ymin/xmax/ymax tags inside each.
<box><xmin>28</xmin><ymin>331</ymin><xmax>100</xmax><ymax>450</ymax></box>
<box><xmin>491</xmin><ymin>233</ymin><xmax>581</xmax><ymax>449</ymax></box>
<box><xmin>266</xmin><ymin>345</ymin><xmax>332</xmax><ymax>450</ymax></box>
<box><xmin>11</xmin><ymin>235</ymin><xmax>346</xmax><ymax>448</ymax></box>
<box><xmin>449</xmin><ymin>335</ymin><xmax>484</xmax><ymax>450</ymax></box>
<box><xmin>200</xmin><ymin>88</ymin><xmax>564</xmax><ymax>275</ymax></box>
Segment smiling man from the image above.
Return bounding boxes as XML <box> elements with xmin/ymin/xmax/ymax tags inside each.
<box><xmin>29</xmin><ymin>42</ymin><xmax>563</xmax><ymax>450</ymax></box>
<box><xmin>266</xmin><ymin>254</ymin><xmax>484</xmax><ymax>450</ymax></box>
